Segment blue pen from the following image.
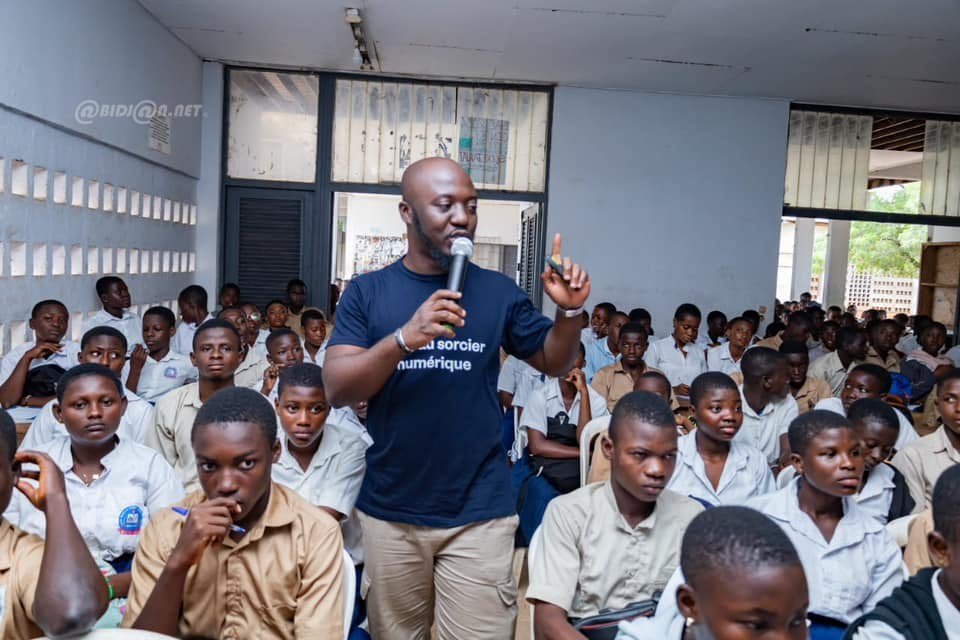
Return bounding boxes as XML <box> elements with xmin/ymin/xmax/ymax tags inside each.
<box><xmin>171</xmin><ymin>506</ymin><xmax>246</xmax><ymax>534</ymax></box>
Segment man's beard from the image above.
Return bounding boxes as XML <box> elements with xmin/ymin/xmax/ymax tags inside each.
<box><xmin>411</xmin><ymin>206</ymin><xmax>453</xmax><ymax>272</ymax></box>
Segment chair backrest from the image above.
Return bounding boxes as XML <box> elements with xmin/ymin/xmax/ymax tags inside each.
<box><xmin>341</xmin><ymin>549</ymin><xmax>356</xmax><ymax>640</ymax></box>
<box><xmin>579</xmin><ymin>415</ymin><xmax>612</xmax><ymax>486</ymax></box>
<box><xmin>527</xmin><ymin>527</ymin><xmax>543</xmax><ymax>640</ymax></box>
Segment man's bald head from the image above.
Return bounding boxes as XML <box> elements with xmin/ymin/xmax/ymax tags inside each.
<box><xmin>400</xmin><ymin>157</ymin><xmax>474</xmax><ymax>202</ymax></box>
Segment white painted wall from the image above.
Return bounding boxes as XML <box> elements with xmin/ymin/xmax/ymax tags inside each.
<box><xmin>547</xmin><ymin>86</ymin><xmax>790</xmax><ymax>336</ymax></box>
<box><xmin>0</xmin><ymin>1</ymin><xmax>203</xmax><ymax>353</ymax></box>
<box><xmin>196</xmin><ymin>62</ymin><xmax>225</xmax><ymax>298</ymax></box>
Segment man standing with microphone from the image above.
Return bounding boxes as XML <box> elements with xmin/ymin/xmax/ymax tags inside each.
<box><xmin>324</xmin><ymin>157</ymin><xmax>589</xmax><ymax>639</ymax></box>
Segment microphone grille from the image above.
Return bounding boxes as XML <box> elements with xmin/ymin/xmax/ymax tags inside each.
<box><xmin>451</xmin><ymin>237</ymin><xmax>474</xmax><ymax>258</ymax></box>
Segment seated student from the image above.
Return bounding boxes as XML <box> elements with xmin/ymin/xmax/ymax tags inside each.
<box><xmin>695</xmin><ymin>310</ymin><xmax>728</xmax><ymax>351</ymax></box>
<box><xmin>737</xmin><ymin>347</ymin><xmax>799</xmax><ymax>468</ymax></box>
<box><xmin>586</xmin><ymin>371</ymin><xmax>675</xmax><ymax>485</ymax></box>
<box><xmin>284</xmin><ymin>279</ymin><xmax>310</xmax><ymax>338</ymax></box>
<box><xmin>125</xmin><ymin>306</ymin><xmax>197</xmax><ymax>402</ymax></box>
<box><xmin>124</xmin><ymin>386</ymin><xmax>345</xmax><ymax>638</ymax></box>
<box><xmin>815</xmin><ymin>364</ymin><xmax>919</xmax><ymax>452</ymax></box>
<box><xmin>810</xmin><ymin>327</ymin><xmax>870</xmax><ymax>396</ymax></box>
<box><xmin>578</xmin><ymin>310</ymin><xmax>592</xmax><ymax>348</ymax></box>
<box><xmin>585</xmin><ymin>311</ymin><xmax>629</xmax><ymax>382</ymax></box>
<box><xmin>901</xmin><ymin>321</ymin><xmax>954</xmax><ymax>404</ymax></box>
<box><xmin>808</xmin><ymin>305</ymin><xmax>827</xmax><ymax>347</ymax></box>
<box><xmin>892</xmin><ymin>369</ymin><xmax>960</xmax><ymax>510</ymax></box>
<box><xmin>742</xmin><ymin>309</ymin><xmax>763</xmax><ymax>345</ymax></box>
<box><xmin>617</xmin><ymin>506</ymin><xmax>810</xmax><ymax>640</ymax></box>
<box><xmin>265</xmin><ymin>299</ymin><xmax>290</xmax><ymax>333</ymax></box>
<box><xmin>628</xmin><ymin>307</ymin><xmax>655</xmax><ymax>339</ymax></box>
<box><xmin>6</xmin><ymin>364</ymin><xmax>183</xmax><ymax>619</ymax></box>
<box><xmin>149</xmin><ymin>319</ymin><xmax>242</xmax><ymax>492</ymax></box>
<box><xmin>899</xmin><ymin>315</ymin><xmax>930</xmax><ymax>357</ymax></box>
<box><xmin>257</xmin><ymin>328</ymin><xmax>304</xmax><ymax>402</ymax></box>
<box><xmin>757</xmin><ymin>311</ymin><xmax>814</xmax><ymax>351</ymax></box>
<box><xmin>498</xmin><ymin>354</ymin><xmax>546</xmax><ymax>416</ymax></box>
<box><xmin>521</xmin><ymin>343</ymin><xmax>609</xmax><ymax>494</ymax></box>
<box><xmin>80</xmin><ymin>276</ymin><xmax>140</xmax><ymax>354</ymax></box>
<box><xmin>667</xmin><ymin>373</ymin><xmax>774</xmax><ymax>506</ymax></box>
<box><xmin>782</xmin><ymin>340</ymin><xmax>834</xmax><ymax>414</ymax></box>
<box><xmin>865</xmin><ymin>319</ymin><xmax>903</xmax><ymax>373</ymax></box>
<box><xmin>587</xmin><ymin>302</ymin><xmax>616</xmax><ymax>347</ymax></box>
<box><xmin>765</xmin><ymin>321</ymin><xmax>787</xmax><ymax>340</ymax></box>
<box><xmin>526</xmin><ymin>392</ymin><xmax>703</xmax><ymax>638</ymax></box>
<box><xmin>170</xmin><ymin>285</ymin><xmax>213</xmax><ymax>357</ymax></box>
<box><xmin>301</xmin><ymin>309</ymin><xmax>328</xmax><ymax>366</ymax></box>
<box><xmin>217</xmin><ymin>282</ymin><xmax>241</xmax><ymax>312</ymax></box>
<box><xmin>810</xmin><ymin>320</ymin><xmax>841</xmax><ymax>363</ymax></box>
<box><xmin>0</xmin><ymin>408</ymin><xmax>110</xmax><ymax>638</ymax></box>
<box><xmin>846</xmin><ymin>464</ymin><xmax>960</xmax><ymax>640</ymax></box>
<box><xmin>749</xmin><ymin>411</ymin><xmax>904</xmax><ymax>635</ymax></box>
<box><xmin>647</xmin><ymin>303</ymin><xmax>708</xmax><ymax>396</ymax></box>
<box><xmin>23</xmin><ymin>327</ymin><xmax>155</xmax><ymax>449</ymax></box>
<box><xmin>217</xmin><ymin>306</ymin><xmax>251</xmax><ymax>362</ymax></box>
<box><xmin>241</xmin><ymin>302</ymin><xmax>269</xmax><ymax>359</ymax></box>
<box><xmin>707</xmin><ymin>316</ymin><xmax>752</xmax><ymax>376</ymax></box>
<box><xmin>0</xmin><ymin>299</ymin><xmax>80</xmax><ymax>409</ymax></box>
<box><xmin>271</xmin><ymin>364</ymin><xmax>370</xmax><ymax>637</ymax></box>
<box><xmin>591</xmin><ymin>322</ymin><xmax>662</xmax><ymax>412</ymax></box>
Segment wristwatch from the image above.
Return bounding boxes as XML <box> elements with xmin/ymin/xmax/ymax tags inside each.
<box><xmin>394</xmin><ymin>327</ymin><xmax>415</xmax><ymax>355</ymax></box>
<box><xmin>558</xmin><ymin>306</ymin><xmax>584</xmax><ymax>318</ymax></box>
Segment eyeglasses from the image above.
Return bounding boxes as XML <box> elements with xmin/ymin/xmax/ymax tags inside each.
<box><xmin>247</xmin><ymin>313</ymin><xmax>262</xmax><ymax>322</ymax></box>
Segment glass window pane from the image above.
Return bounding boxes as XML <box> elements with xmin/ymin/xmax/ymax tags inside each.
<box><xmin>227</xmin><ymin>70</ymin><xmax>318</xmax><ymax>183</ymax></box>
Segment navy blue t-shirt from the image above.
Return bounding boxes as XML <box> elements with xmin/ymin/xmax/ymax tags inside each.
<box><xmin>329</xmin><ymin>259</ymin><xmax>553</xmax><ymax>527</ymax></box>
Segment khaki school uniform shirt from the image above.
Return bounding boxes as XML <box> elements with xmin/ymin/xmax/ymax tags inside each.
<box><xmin>234</xmin><ymin>353</ymin><xmax>269</xmax><ymax>390</ymax></box>
<box><xmin>148</xmin><ymin>382</ymin><xmax>204</xmax><ymax>492</ymax></box>
<box><xmin>793</xmin><ymin>376</ymin><xmax>834</xmax><ymax>414</ymax></box>
<box><xmin>0</xmin><ymin>519</ymin><xmax>46</xmax><ymax>640</ymax></box>
<box><xmin>903</xmin><ymin>509</ymin><xmax>934</xmax><ymax>575</ymax></box>
<box><xmin>891</xmin><ymin>425</ymin><xmax>960</xmax><ymax>510</ymax></box>
<box><xmin>755</xmin><ymin>333</ymin><xmax>784</xmax><ymax>351</ymax></box>
<box><xmin>590</xmin><ymin>361</ymin><xmax>670</xmax><ymax>413</ymax></box>
<box><xmin>808</xmin><ymin>350</ymin><xmax>859</xmax><ymax>396</ymax></box>
<box><xmin>123</xmin><ymin>483</ymin><xmax>344</xmax><ymax>639</ymax></box>
<box><xmin>865</xmin><ymin>346</ymin><xmax>901</xmax><ymax>373</ymax></box>
<box><xmin>526</xmin><ymin>481</ymin><xmax>702</xmax><ymax>619</ymax></box>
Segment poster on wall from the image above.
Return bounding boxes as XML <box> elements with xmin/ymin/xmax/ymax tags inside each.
<box><xmin>458</xmin><ymin>117</ymin><xmax>509</xmax><ymax>185</ymax></box>
<box><xmin>353</xmin><ymin>235</ymin><xmax>407</xmax><ymax>275</ymax></box>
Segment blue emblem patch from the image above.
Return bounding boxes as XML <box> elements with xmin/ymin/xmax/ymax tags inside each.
<box><xmin>163</xmin><ymin>366</ymin><xmax>178</xmax><ymax>379</ymax></box>
<box><xmin>118</xmin><ymin>506</ymin><xmax>143</xmax><ymax>535</ymax></box>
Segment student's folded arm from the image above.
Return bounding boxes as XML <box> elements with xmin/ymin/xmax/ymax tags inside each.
<box><xmin>33</xmin><ymin>492</ymin><xmax>110</xmax><ymax>637</ymax></box>
<box><xmin>0</xmin><ymin>359</ymin><xmax>31</xmax><ymax>408</ymax></box>
<box><xmin>532</xmin><ymin>602</ymin><xmax>587</xmax><ymax>640</ymax></box>
<box><xmin>322</xmin><ymin>341</ymin><xmax>405</xmax><ymax>407</ymax></box>
<box><xmin>295</xmin><ymin>519</ymin><xmax>345</xmax><ymax>639</ymax></box>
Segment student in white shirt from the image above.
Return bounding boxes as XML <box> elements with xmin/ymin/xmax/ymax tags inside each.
<box><xmin>749</xmin><ymin>410</ymin><xmax>904</xmax><ymax>632</ymax></box>
<box><xmin>668</xmin><ymin>372</ymin><xmax>774</xmax><ymax>506</ymax></box>
<box><xmin>814</xmin><ymin>363</ymin><xmax>918</xmax><ymax>452</ymax></box>
<box><xmin>271</xmin><ymin>364</ymin><xmax>370</xmax><ymax>563</ymax></box>
<box><xmin>584</xmin><ymin>311</ymin><xmax>628</xmax><ymax>382</ymax></box>
<box><xmin>6</xmin><ymin>364</ymin><xmax>183</xmax><ymax>612</ymax></box>
<box><xmin>736</xmin><ymin>347</ymin><xmax>799</xmax><ymax>468</ymax></box>
<box><xmin>706</xmin><ymin>316</ymin><xmax>751</xmax><ymax>376</ymax></box>
<box><xmin>520</xmin><ymin>342</ymin><xmax>609</xmax><ymax>493</ymax></box>
<box><xmin>694</xmin><ymin>310</ymin><xmax>728</xmax><ymax>351</ymax></box>
<box><xmin>125</xmin><ymin>307</ymin><xmax>196</xmax><ymax>402</ymax></box>
<box><xmin>240</xmin><ymin>302</ymin><xmax>269</xmax><ymax>359</ymax></box>
<box><xmin>23</xmin><ymin>327</ymin><xmax>155</xmax><ymax>449</ymax></box>
<box><xmin>847</xmin><ymin>463</ymin><xmax>960</xmax><ymax>640</ymax></box>
<box><xmin>256</xmin><ymin>328</ymin><xmax>304</xmax><ymax>403</ymax></box>
<box><xmin>0</xmin><ymin>299</ymin><xmax>80</xmax><ymax>409</ymax></box>
<box><xmin>497</xmin><ymin>354</ymin><xmax>546</xmax><ymax>413</ymax></box>
<box><xmin>616</xmin><ymin>506</ymin><xmax>810</xmax><ymax>640</ymax></box>
<box><xmin>300</xmin><ymin>309</ymin><xmax>328</xmax><ymax>366</ymax></box>
<box><xmin>80</xmin><ymin>277</ymin><xmax>141</xmax><ymax>354</ymax></box>
<box><xmin>646</xmin><ymin>303</ymin><xmax>707</xmax><ymax>396</ymax></box>
<box><xmin>170</xmin><ymin>285</ymin><xmax>213</xmax><ymax>357</ymax></box>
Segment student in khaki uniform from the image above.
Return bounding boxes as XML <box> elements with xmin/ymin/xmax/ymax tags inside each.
<box><xmin>284</xmin><ymin>279</ymin><xmax>309</xmax><ymax>338</ymax></box>
<box><xmin>124</xmin><ymin>386</ymin><xmax>345</xmax><ymax>639</ymax></box>
<box><xmin>755</xmin><ymin>311</ymin><xmax>813</xmax><ymax>352</ymax></box>
<box><xmin>0</xmin><ymin>408</ymin><xmax>109</xmax><ymax>639</ymax></box>
<box><xmin>149</xmin><ymin>319</ymin><xmax>242</xmax><ymax>492</ymax></box>
<box><xmin>865</xmin><ymin>319</ymin><xmax>903</xmax><ymax>373</ymax></box>
<box><xmin>808</xmin><ymin>327</ymin><xmax>869</xmax><ymax>396</ymax></box>
<box><xmin>780</xmin><ymin>340</ymin><xmax>833</xmax><ymax>414</ymax></box>
<box><xmin>527</xmin><ymin>391</ymin><xmax>702</xmax><ymax>638</ymax></box>
<box><xmin>893</xmin><ymin>370</ymin><xmax>960</xmax><ymax>510</ymax></box>
<box><xmin>591</xmin><ymin>322</ymin><xmax>660</xmax><ymax>412</ymax></box>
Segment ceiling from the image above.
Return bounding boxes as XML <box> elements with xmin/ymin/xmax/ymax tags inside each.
<box><xmin>139</xmin><ymin>0</ymin><xmax>960</xmax><ymax>114</ymax></box>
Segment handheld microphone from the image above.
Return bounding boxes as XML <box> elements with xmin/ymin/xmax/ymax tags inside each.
<box><xmin>446</xmin><ymin>237</ymin><xmax>474</xmax><ymax>294</ymax></box>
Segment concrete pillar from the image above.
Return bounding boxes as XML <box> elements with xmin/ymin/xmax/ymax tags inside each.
<box><xmin>791</xmin><ymin>217</ymin><xmax>815</xmax><ymax>299</ymax></box>
<box><xmin>196</xmin><ymin>61</ymin><xmax>224</xmax><ymax>297</ymax></box>
<box><xmin>821</xmin><ymin>220</ymin><xmax>851</xmax><ymax>308</ymax></box>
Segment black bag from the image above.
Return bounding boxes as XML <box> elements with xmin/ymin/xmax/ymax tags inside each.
<box><xmin>569</xmin><ymin>598</ymin><xmax>660</xmax><ymax>640</ymax></box>
<box><xmin>23</xmin><ymin>364</ymin><xmax>66</xmax><ymax>398</ymax></box>
<box><xmin>529</xmin><ymin>411</ymin><xmax>580</xmax><ymax>493</ymax></box>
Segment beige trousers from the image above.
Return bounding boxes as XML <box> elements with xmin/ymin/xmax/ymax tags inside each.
<box><xmin>358</xmin><ymin>511</ymin><xmax>519</xmax><ymax>640</ymax></box>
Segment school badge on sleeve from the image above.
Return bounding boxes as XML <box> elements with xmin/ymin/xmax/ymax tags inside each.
<box><xmin>118</xmin><ymin>505</ymin><xmax>144</xmax><ymax>535</ymax></box>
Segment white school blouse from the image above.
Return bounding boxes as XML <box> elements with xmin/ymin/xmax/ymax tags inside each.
<box><xmin>666</xmin><ymin>431</ymin><xmax>775</xmax><ymax>506</ymax></box>
<box><xmin>21</xmin><ymin>387</ymin><xmax>155</xmax><ymax>450</ymax></box>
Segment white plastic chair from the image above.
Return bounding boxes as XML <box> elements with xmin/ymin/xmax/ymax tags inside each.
<box><xmin>341</xmin><ymin>549</ymin><xmax>356</xmax><ymax>640</ymax></box>
<box><xmin>511</xmin><ymin>407</ymin><xmax>526</xmax><ymax>463</ymax></box>
<box><xmin>527</xmin><ymin>527</ymin><xmax>543</xmax><ymax>640</ymax></box>
<box><xmin>579</xmin><ymin>416</ymin><xmax>612</xmax><ymax>486</ymax></box>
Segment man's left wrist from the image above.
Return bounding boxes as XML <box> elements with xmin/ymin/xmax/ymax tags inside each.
<box><xmin>556</xmin><ymin>305</ymin><xmax>584</xmax><ymax>318</ymax></box>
